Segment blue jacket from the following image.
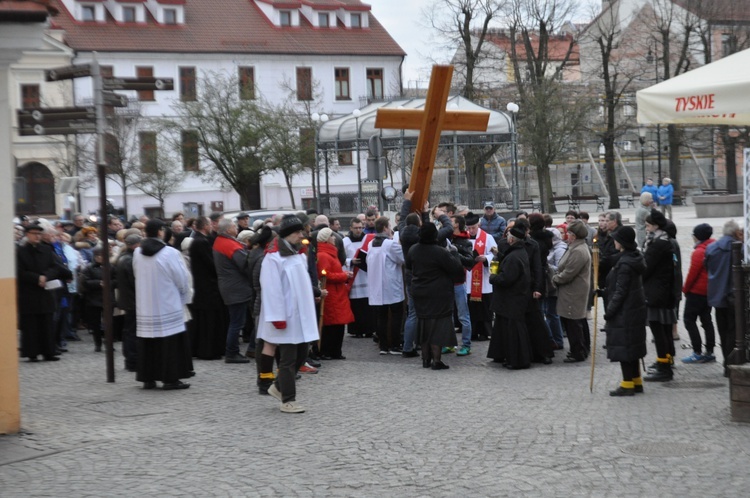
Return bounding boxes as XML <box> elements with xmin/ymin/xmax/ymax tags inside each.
<box><xmin>641</xmin><ymin>184</ymin><xmax>659</xmax><ymax>204</ymax></box>
<box><xmin>704</xmin><ymin>234</ymin><xmax>735</xmax><ymax>308</ymax></box>
<box><xmin>479</xmin><ymin>212</ymin><xmax>507</xmax><ymax>239</ymax></box>
<box><xmin>656</xmin><ymin>184</ymin><xmax>673</xmax><ymax>206</ymax></box>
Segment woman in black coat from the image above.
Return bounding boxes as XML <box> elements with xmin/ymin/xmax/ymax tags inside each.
<box><xmin>642</xmin><ymin>209</ymin><xmax>677</xmax><ymax>382</ymax></box>
<box><xmin>406</xmin><ymin>223</ymin><xmax>465</xmax><ymax>370</ymax></box>
<box><xmin>487</xmin><ymin>225</ymin><xmax>532</xmax><ymax>369</ymax></box>
<box><xmin>604</xmin><ymin>227</ymin><xmax>648</xmax><ymax>396</ymax></box>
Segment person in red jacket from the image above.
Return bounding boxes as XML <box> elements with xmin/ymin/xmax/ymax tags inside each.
<box><xmin>316</xmin><ymin>227</ymin><xmax>354</xmax><ymax>359</ymax></box>
<box><xmin>681</xmin><ymin>223</ymin><xmax>716</xmax><ymax>364</ymax></box>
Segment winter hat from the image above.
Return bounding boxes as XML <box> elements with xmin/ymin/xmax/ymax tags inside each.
<box><xmin>465</xmin><ymin>212</ymin><xmax>480</xmax><ymax>226</ymax></box>
<box><xmin>611</xmin><ymin>226</ymin><xmax>637</xmax><ymax>251</ymax></box>
<box><xmin>295</xmin><ymin>212</ymin><xmax>310</xmax><ymax>228</ymax></box>
<box><xmin>279</xmin><ymin>215</ymin><xmax>304</xmax><ymax>238</ymax></box>
<box><xmin>567</xmin><ymin>220</ymin><xmax>588</xmax><ymax>240</ymax></box>
<box><xmin>510</xmin><ymin>219</ymin><xmax>529</xmax><ymax>239</ymax></box>
<box><xmin>645</xmin><ymin>209</ymin><xmax>667</xmax><ymax>229</ymax></box>
<box><xmin>317</xmin><ymin>227</ymin><xmax>334</xmax><ymax>244</ymax></box>
<box><xmin>252</xmin><ymin>226</ymin><xmax>275</xmax><ymax>248</ymax></box>
<box><xmin>24</xmin><ymin>222</ymin><xmax>44</xmax><ymax>233</ymax></box>
<box><xmin>145</xmin><ymin>219</ymin><xmax>165</xmax><ymax>237</ymax></box>
<box><xmin>418</xmin><ymin>222</ymin><xmax>438</xmax><ymax>243</ymax></box>
<box><xmin>693</xmin><ymin>223</ymin><xmax>713</xmax><ymax>242</ymax></box>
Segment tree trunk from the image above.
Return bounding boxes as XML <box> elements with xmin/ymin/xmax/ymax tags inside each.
<box><xmin>463</xmin><ymin>147</ymin><xmax>486</xmax><ymax>190</ymax></box>
<box><xmin>667</xmin><ymin>124</ymin><xmax>681</xmax><ymax>188</ymax></box>
<box><xmin>603</xmin><ymin>140</ymin><xmax>620</xmax><ymax>209</ymax></box>
<box><xmin>238</xmin><ymin>171</ymin><xmax>262</xmax><ymax>210</ymax></box>
<box><xmin>722</xmin><ymin>127</ymin><xmax>738</xmax><ymax>194</ymax></box>
<box><xmin>121</xmin><ymin>184</ymin><xmax>129</xmax><ymax>220</ymax></box>
<box><xmin>536</xmin><ymin>163</ymin><xmax>555</xmax><ymax>214</ymax></box>
<box><xmin>283</xmin><ymin>173</ymin><xmax>297</xmax><ymax>210</ymax></box>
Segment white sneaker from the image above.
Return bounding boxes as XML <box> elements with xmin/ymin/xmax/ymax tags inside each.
<box><xmin>280</xmin><ymin>401</ymin><xmax>305</xmax><ymax>413</ymax></box>
<box><xmin>268</xmin><ymin>384</ymin><xmax>282</xmax><ymax>402</ymax></box>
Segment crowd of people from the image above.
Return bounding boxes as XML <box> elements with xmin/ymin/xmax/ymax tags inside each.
<box><xmin>14</xmin><ymin>187</ymin><xmax>743</xmax><ymax>409</ymax></box>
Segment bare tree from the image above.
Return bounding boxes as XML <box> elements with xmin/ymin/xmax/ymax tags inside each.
<box><xmin>135</xmin><ymin>145</ymin><xmax>183</xmax><ymax>217</ymax></box>
<box><xmin>102</xmin><ymin>103</ymin><xmax>145</xmax><ymax>219</ymax></box>
<box><xmin>507</xmin><ymin>0</ymin><xmax>588</xmax><ymax>212</ymax></box>
<box><xmin>165</xmin><ymin>70</ymin><xmax>269</xmax><ymax>210</ymax></box>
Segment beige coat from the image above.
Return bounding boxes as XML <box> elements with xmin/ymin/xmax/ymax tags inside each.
<box><xmin>552</xmin><ymin>238</ymin><xmax>591</xmax><ymax>319</ymax></box>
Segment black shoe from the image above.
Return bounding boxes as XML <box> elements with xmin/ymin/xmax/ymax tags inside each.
<box><xmin>542</xmin><ymin>357</ymin><xmax>553</xmax><ymax>365</ymax></box>
<box><xmin>306</xmin><ymin>357</ymin><xmax>321</xmax><ymax>368</ymax></box>
<box><xmin>431</xmin><ymin>361</ymin><xmax>450</xmax><ymax>370</ymax></box>
<box><xmin>162</xmin><ymin>380</ymin><xmax>190</xmax><ymax>390</ymax></box>
<box><xmin>563</xmin><ymin>356</ymin><xmax>585</xmax><ymax>363</ymax></box>
<box><xmin>66</xmin><ymin>334</ymin><xmax>82</xmax><ymax>342</ymax></box>
<box><xmin>258</xmin><ymin>380</ymin><xmax>272</xmax><ymax>395</ymax></box>
<box><xmin>245</xmin><ymin>350</ymin><xmax>255</xmax><ymax>359</ymax></box>
<box><xmin>319</xmin><ymin>355</ymin><xmax>333</xmax><ymax>360</ymax></box>
<box><xmin>423</xmin><ymin>358</ymin><xmax>432</xmax><ymax>368</ymax></box>
<box><xmin>634</xmin><ymin>384</ymin><xmax>644</xmax><ymax>393</ymax></box>
<box><xmin>225</xmin><ymin>354</ymin><xmax>250</xmax><ymax>364</ymax></box>
<box><xmin>94</xmin><ymin>345</ymin><xmax>102</xmax><ymax>352</ymax></box>
<box><xmin>402</xmin><ymin>350</ymin><xmax>419</xmax><ymax>358</ymax></box>
<box><xmin>42</xmin><ymin>356</ymin><xmax>60</xmax><ymax>362</ymax></box>
<box><xmin>143</xmin><ymin>381</ymin><xmax>157</xmax><ymax>390</ymax></box>
<box><xmin>644</xmin><ymin>364</ymin><xmax>673</xmax><ymax>382</ymax></box>
<box><xmin>609</xmin><ymin>386</ymin><xmax>635</xmax><ymax>397</ymax></box>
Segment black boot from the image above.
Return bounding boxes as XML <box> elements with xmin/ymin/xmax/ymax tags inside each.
<box><xmin>644</xmin><ymin>362</ymin><xmax>673</xmax><ymax>382</ymax></box>
<box><xmin>609</xmin><ymin>385</ymin><xmax>635</xmax><ymax>397</ymax></box>
<box><xmin>258</xmin><ymin>379</ymin><xmax>273</xmax><ymax>395</ymax></box>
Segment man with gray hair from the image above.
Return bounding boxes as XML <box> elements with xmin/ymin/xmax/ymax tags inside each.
<box><xmin>705</xmin><ymin>219</ymin><xmax>744</xmax><ymax>377</ymax></box>
<box><xmin>116</xmin><ymin>233</ymin><xmax>141</xmax><ymax>372</ymax></box>
<box><xmin>213</xmin><ymin>218</ymin><xmax>252</xmax><ymax>363</ymax></box>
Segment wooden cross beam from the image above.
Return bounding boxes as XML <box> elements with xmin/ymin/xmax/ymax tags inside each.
<box><xmin>374</xmin><ymin>65</ymin><xmax>490</xmax><ymax>213</ymax></box>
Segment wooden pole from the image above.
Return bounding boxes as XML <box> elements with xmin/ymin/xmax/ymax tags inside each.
<box><xmin>317</xmin><ymin>272</ymin><xmax>327</xmax><ymax>350</ymax></box>
<box><xmin>590</xmin><ymin>241</ymin><xmax>600</xmax><ymax>393</ymax></box>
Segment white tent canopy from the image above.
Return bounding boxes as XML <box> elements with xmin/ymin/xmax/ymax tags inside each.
<box><xmin>318</xmin><ymin>95</ymin><xmax>512</xmax><ymax>144</ymax></box>
<box><xmin>637</xmin><ymin>47</ymin><xmax>750</xmax><ymax>126</ymax></box>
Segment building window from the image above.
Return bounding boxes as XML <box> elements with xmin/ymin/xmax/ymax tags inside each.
<box><xmin>335</xmin><ymin>68</ymin><xmax>350</xmax><ymax>100</ymax></box>
<box><xmin>136</xmin><ymin>66</ymin><xmax>154</xmax><ymax>101</ymax></box>
<box><xmin>280</xmin><ymin>11</ymin><xmax>291</xmax><ymax>27</ymax></box>
<box><xmin>623</xmin><ymin>104</ymin><xmax>634</xmax><ymax>117</ymax></box>
<box><xmin>140</xmin><ymin>132</ymin><xmax>158</xmax><ymax>173</ymax></box>
<box><xmin>366</xmin><ymin>68</ymin><xmax>383</xmax><ymax>100</ymax></box>
<box><xmin>238</xmin><ymin>67</ymin><xmax>255</xmax><ymax>100</ymax></box>
<box><xmin>81</xmin><ymin>5</ymin><xmax>95</xmax><ymax>21</ymax></box>
<box><xmin>338</xmin><ymin>149</ymin><xmax>353</xmax><ymax>165</ymax></box>
<box><xmin>722</xmin><ymin>33</ymin><xmax>738</xmax><ymax>57</ymax></box>
<box><xmin>319</xmin><ymin>13</ymin><xmax>329</xmax><ymax>27</ymax></box>
<box><xmin>179</xmin><ymin>67</ymin><xmax>196</xmax><ymax>102</ymax></box>
<box><xmin>351</xmin><ymin>14</ymin><xmax>361</xmax><ymax>28</ymax></box>
<box><xmin>182</xmin><ymin>130</ymin><xmax>199</xmax><ymax>172</ymax></box>
<box><xmin>21</xmin><ymin>84</ymin><xmax>40</xmax><ymax>109</ymax></box>
<box><xmin>622</xmin><ymin>140</ymin><xmax>632</xmax><ymax>151</ymax></box>
<box><xmin>100</xmin><ymin>65</ymin><xmax>113</xmax><ymax>78</ymax></box>
<box><xmin>164</xmin><ymin>9</ymin><xmax>177</xmax><ymax>24</ymax></box>
<box><xmin>296</xmin><ymin>67</ymin><xmax>312</xmax><ymax>101</ymax></box>
<box><xmin>123</xmin><ymin>6</ymin><xmax>136</xmax><ymax>22</ymax></box>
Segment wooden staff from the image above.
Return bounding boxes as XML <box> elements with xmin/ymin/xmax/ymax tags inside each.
<box><xmin>317</xmin><ymin>270</ymin><xmax>327</xmax><ymax>350</ymax></box>
<box><xmin>590</xmin><ymin>240</ymin><xmax>600</xmax><ymax>393</ymax></box>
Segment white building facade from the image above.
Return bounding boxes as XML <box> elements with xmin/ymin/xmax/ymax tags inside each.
<box><xmin>50</xmin><ymin>0</ymin><xmax>405</xmax><ymax>218</ymax></box>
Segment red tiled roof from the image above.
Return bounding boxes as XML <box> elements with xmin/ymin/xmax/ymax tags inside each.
<box><xmin>0</xmin><ymin>0</ymin><xmax>57</xmax><ymax>21</ymax></box>
<box><xmin>50</xmin><ymin>0</ymin><xmax>405</xmax><ymax>56</ymax></box>
<box><xmin>486</xmin><ymin>32</ymin><xmax>579</xmax><ymax>62</ymax></box>
<box><xmin>672</xmin><ymin>0</ymin><xmax>750</xmax><ymax>22</ymax></box>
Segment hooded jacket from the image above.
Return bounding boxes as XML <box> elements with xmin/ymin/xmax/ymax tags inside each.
<box><xmin>604</xmin><ymin>249</ymin><xmax>647</xmax><ymax>362</ymax></box>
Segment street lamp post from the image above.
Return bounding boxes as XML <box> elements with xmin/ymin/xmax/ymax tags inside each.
<box><xmin>311</xmin><ymin>112</ymin><xmax>328</xmax><ymax>213</ymax></box>
<box><xmin>352</xmin><ymin>109</ymin><xmax>362</xmax><ymax>212</ymax></box>
<box><xmin>506</xmin><ymin>102</ymin><xmax>520</xmax><ymax>210</ymax></box>
<box><xmin>638</xmin><ymin>125</ymin><xmax>647</xmax><ymax>187</ymax></box>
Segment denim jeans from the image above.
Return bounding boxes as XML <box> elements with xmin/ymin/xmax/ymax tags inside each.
<box><xmin>403</xmin><ymin>286</ymin><xmax>418</xmax><ymax>353</ymax></box>
<box><xmin>543</xmin><ymin>296</ymin><xmax>564</xmax><ymax>347</ymax></box>
<box><xmin>226</xmin><ymin>301</ymin><xmax>248</xmax><ymax>357</ymax></box>
<box><xmin>454</xmin><ymin>285</ymin><xmax>472</xmax><ymax>347</ymax></box>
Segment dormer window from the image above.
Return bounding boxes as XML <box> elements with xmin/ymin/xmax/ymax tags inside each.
<box><xmin>164</xmin><ymin>8</ymin><xmax>177</xmax><ymax>24</ymax></box>
<box><xmin>351</xmin><ymin>14</ymin><xmax>361</xmax><ymax>28</ymax></box>
<box><xmin>319</xmin><ymin>13</ymin><xmax>329</xmax><ymax>27</ymax></box>
<box><xmin>123</xmin><ymin>6</ymin><xmax>136</xmax><ymax>23</ymax></box>
<box><xmin>280</xmin><ymin>11</ymin><xmax>291</xmax><ymax>27</ymax></box>
<box><xmin>81</xmin><ymin>5</ymin><xmax>95</xmax><ymax>21</ymax></box>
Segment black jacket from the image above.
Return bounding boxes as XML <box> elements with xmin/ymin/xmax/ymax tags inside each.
<box><xmin>522</xmin><ymin>237</ymin><xmax>544</xmax><ymax>296</ymax></box>
<box><xmin>81</xmin><ymin>261</ymin><xmax>110</xmax><ymax>308</ymax></box>
<box><xmin>406</xmin><ymin>241</ymin><xmax>464</xmax><ymax>318</ymax></box>
<box><xmin>17</xmin><ymin>241</ymin><xmax>72</xmax><ymax>315</ymax></box>
<box><xmin>489</xmin><ymin>242</ymin><xmax>530</xmax><ymax>320</ymax></box>
<box><xmin>643</xmin><ymin>233</ymin><xmax>676</xmax><ymax>309</ymax></box>
<box><xmin>529</xmin><ymin>228</ymin><xmax>552</xmax><ymax>297</ymax></box>
<box><xmin>604</xmin><ymin>249</ymin><xmax>647</xmax><ymax>362</ymax></box>
<box><xmin>115</xmin><ymin>250</ymin><xmax>136</xmax><ymax>311</ymax></box>
<box><xmin>189</xmin><ymin>232</ymin><xmax>223</xmax><ymax>310</ymax></box>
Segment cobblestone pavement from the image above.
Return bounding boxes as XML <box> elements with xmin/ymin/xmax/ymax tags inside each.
<box><xmin>2</xmin><ymin>206</ymin><xmax>749</xmax><ymax>497</ymax></box>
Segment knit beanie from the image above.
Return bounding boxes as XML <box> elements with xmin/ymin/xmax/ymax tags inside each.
<box><xmin>693</xmin><ymin>223</ymin><xmax>713</xmax><ymax>242</ymax></box>
<box><xmin>317</xmin><ymin>227</ymin><xmax>334</xmax><ymax>243</ymax></box>
<box><xmin>279</xmin><ymin>215</ymin><xmax>304</xmax><ymax>238</ymax></box>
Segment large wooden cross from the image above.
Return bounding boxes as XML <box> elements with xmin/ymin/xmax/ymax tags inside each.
<box><xmin>374</xmin><ymin>65</ymin><xmax>490</xmax><ymax>213</ymax></box>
